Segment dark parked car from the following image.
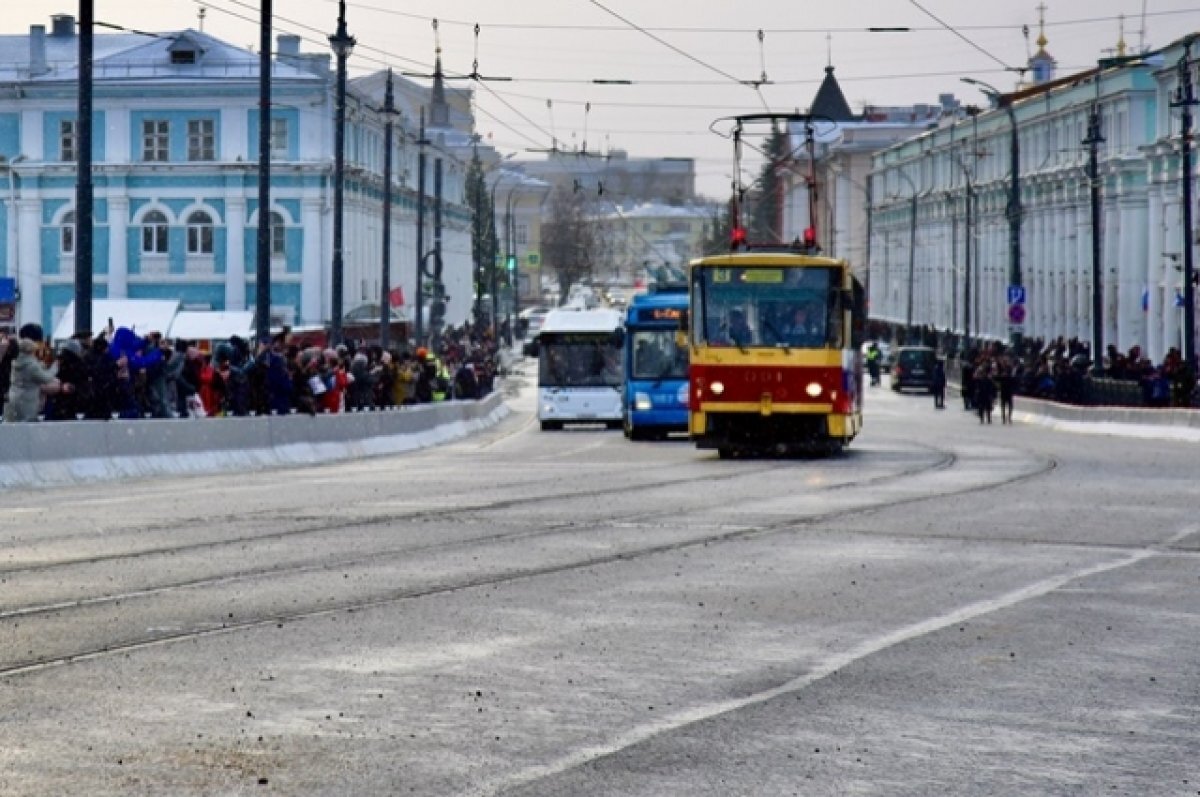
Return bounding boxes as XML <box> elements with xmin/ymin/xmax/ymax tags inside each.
<box><xmin>890</xmin><ymin>346</ymin><xmax>937</xmax><ymax>392</ymax></box>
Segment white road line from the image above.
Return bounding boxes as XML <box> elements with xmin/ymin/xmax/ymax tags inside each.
<box><xmin>473</xmin><ymin>540</ymin><xmax>1170</xmax><ymax>797</ymax></box>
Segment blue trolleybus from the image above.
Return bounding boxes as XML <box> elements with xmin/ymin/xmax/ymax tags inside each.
<box><xmin>622</xmin><ymin>285</ymin><xmax>690</xmax><ymax>440</ymax></box>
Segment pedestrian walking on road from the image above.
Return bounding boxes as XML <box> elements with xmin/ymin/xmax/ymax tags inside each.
<box><xmin>974</xmin><ymin>362</ymin><xmax>996</xmax><ymax>424</ymax></box>
<box><xmin>996</xmin><ymin>356</ymin><xmax>1016</xmax><ymax>424</ymax></box>
<box><xmin>931</xmin><ymin>359</ymin><xmax>946</xmax><ymax>409</ymax></box>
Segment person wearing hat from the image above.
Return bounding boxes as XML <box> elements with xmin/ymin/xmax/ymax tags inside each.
<box><xmin>3</xmin><ymin>323</ymin><xmax>73</xmax><ymax>423</ymax></box>
<box><xmin>44</xmin><ymin>339</ymin><xmax>89</xmax><ymax>421</ymax></box>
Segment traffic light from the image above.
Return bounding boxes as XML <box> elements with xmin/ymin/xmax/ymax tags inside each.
<box><xmin>505</xmin><ymin>255</ymin><xmax>517</xmax><ymax>275</ymax></box>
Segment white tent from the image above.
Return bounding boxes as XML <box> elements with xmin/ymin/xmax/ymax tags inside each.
<box><xmin>52</xmin><ymin>299</ymin><xmax>180</xmax><ymax>341</ymax></box>
<box><xmin>168</xmin><ymin>311</ymin><xmax>254</xmax><ymax>342</ymax></box>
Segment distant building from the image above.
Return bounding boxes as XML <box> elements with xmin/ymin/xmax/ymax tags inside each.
<box><xmin>594</xmin><ymin>201</ymin><xmax>716</xmax><ymax>285</ymax></box>
<box><xmin>516</xmin><ymin>149</ymin><xmax>697</xmax><ymax>206</ymax></box>
<box><xmin>0</xmin><ymin>16</ymin><xmax>475</xmax><ymax>336</ymax></box>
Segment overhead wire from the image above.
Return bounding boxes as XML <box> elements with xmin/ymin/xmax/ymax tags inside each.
<box><xmin>325</xmin><ymin>0</ymin><xmax>1200</xmax><ymax>35</ymax></box>
<box><xmin>906</xmin><ymin>0</ymin><xmax>1016</xmax><ymax>73</ymax></box>
<box><xmin>587</xmin><ymin>0</ymin><xmax>773</xmax><ymax>114</ymax></box>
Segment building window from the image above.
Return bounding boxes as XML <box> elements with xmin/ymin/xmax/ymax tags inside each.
<box><xmin>270</xmin><ymin>118</ymin><xmax>289</xmax><ymax>160</ymax></box>
<box><xmin>186</xmin><ymin>210</ymin><xmax>214</xmax><ymax>255</ymax></box>
<box><xmin>60</xmin><ymin>119</ymin><xmax>77</xmax><ymax>162</ymax></box>
<box><xmin>270</xmin><ymin>212</ymin><xmax>286</xmax><ymax>256</ymax></box>
<box><xmin>171</xmin><ymin>49</ymin><xmax>197</xmax><ymax>65</ymax></box>
<box><xmin>515</xmin><ymin>224</ymin><xmax>528</xmax><ymax>246</ymax></box>
<box><xmin>60</xmin><ymin>211</ymin><xmax>75</xmax><ymax>255</ymax></box>
<box><xmin>187</xmin><ymin>119</ymin><xmax>215</xmax><ymax>161</ymax></box>
<box><xmin>142</xmin><ymin>120</ymin><xmax>169</xmax><ymax>162</ymax></box>
<box><xmin>141</xmin><ymin>210</ymin><xmax>169</xmax><ymax>254</ymax></box>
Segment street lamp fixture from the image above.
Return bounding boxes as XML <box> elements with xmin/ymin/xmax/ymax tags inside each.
<box><xmin>962</xmin><ymin>77</ymin><xmax>1023</xmax><ymax>346</ymax></box>
<box><xmin>329</xmin><ymin>0</ymin><xmax>355</xmax><ymax>346</ymax></box>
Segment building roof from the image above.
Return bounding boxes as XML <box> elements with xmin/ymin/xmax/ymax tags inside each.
<box><xmin>51</xmin><ymin>299</ymin><xmax>180</xmax><ymax>341</ymax></box>
<box><xmin>607</xmin><ymin>202</ymin><xmax>713</xmax><ymax>220</ymax></box>
<box><xmin>810</xmin><ymin>66</ymin><xmax>856</xmax><ymax>122</ymax></box>
<box><xmin>0</xmin><ymin>24</ymin><xmax>324</xmax><ymax>84</ymax></box>
<box><xmin>169</xmin><ymin>310</ymin><xmax>254</xmax><ymax>341</ymax></box>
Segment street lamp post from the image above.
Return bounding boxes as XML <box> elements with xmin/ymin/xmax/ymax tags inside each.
<box><xmin>328</xmin><ymin>0</ymin><xmax>355</xmax><ymax>347</ymax></box>
<box><xmin>379</xmin><ymin>69</ymin><xmax>397</xmax><ymax>351</ymax></box>
<box><xmin>963</xmin><ymin>77</ymin><xmax>1022</xmax><ymax>347</ymax></box>
<box><xmin>1171</xmin><ymin>41</ymin><xmax>1197</xmax><ymax>371</ymax></box>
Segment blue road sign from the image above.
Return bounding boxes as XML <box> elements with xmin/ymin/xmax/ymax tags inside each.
<box><xmin>1007</xmin><ymin>285</ymin><xmax>1026</xmax><ymax>305</ymax></box>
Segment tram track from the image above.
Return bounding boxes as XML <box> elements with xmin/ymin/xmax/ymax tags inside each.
<box><xmin>0</xmin><ymin>440</ymin><xmax>1058</xmax><ymax>679</ymax></box>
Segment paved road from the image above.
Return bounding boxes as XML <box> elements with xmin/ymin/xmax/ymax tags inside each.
<box><xmin>0</xmin><ymin>370</ymin><xmax>1197</xmax><ymax>796</ymax></box>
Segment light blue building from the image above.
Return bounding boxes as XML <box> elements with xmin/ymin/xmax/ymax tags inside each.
<box><xmin>0</xmin><ymin>15</ymin><xmax>475</xmax><ymax>337</ymax></box>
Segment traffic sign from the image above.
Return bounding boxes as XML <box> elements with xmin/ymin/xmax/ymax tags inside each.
<box><xmin>1007</xmin><ymin>285</ymin><xmax>1026</xmax><ymax>305</ymax></box>
<box><xmin>1007</xmin><ymin>304</ymin><xmax>1026</xmax><ymax>324</ymax></box>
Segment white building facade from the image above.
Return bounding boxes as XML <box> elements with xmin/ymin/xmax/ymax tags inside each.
<box><xmin>869</xmin><ymin>33</ymin><xmax>1199</xmax><ymax>364</ymax></box>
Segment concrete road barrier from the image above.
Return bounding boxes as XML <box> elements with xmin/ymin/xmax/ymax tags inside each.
<box><xmin>0</xmin><ymin>393</ymin><xmax>508</xmax><ymax>489</ymax></box>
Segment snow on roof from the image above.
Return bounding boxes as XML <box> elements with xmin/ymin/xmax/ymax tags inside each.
<box><xmin>0</xmin><ymin>27</ymin><xmax>324</xmax><ymax>83</ymax></box>
<box><xmin>168</xmin><ymin>311</ymin><xmax>254</xmax><ymax>342</ymax></box>
<box><xmin>51</xmin><ymin>299</ymin><xmax>180</xmax><ymax>341</ymax></box>
<box><xmin>598</xmin><ymin>203</ymin><xmax>714</xmax><ymax>223</ymax></box>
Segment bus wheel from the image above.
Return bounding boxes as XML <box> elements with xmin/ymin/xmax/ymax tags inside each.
<box><xmin>540</xmin><ymin>420</ymin><xmax>561</xmax><ymax>431</ymax></box>
<box><xmin>605</xmin><ymin>420</ymin><xmax>623</xmax><ymax>430</ymax></box>
<box><xmin>717</xmin><ymin>446</ymin><xmax>734</xmax><ymax>460</ymax></box>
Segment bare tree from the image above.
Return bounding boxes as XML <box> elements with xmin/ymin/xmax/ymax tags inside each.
<box><xmin>542</xmin><ymin>186</ymin><xmax>600</xmax><ymax>304</ymax></box>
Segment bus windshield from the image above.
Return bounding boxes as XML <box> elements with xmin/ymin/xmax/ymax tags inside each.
<box><xmin>691</xmin><ymin>265</ymin><xmax>842</xmax><ymax>349</ymax></box>
<box><xmin>630</xmin><ymin>329</ymin><xmax>688</xmax><ymax>380</ymax></box>
<box><xmin>539</xmin><ymin>334</ymin><xmax>623</xmax><ymax>387</ymax></box>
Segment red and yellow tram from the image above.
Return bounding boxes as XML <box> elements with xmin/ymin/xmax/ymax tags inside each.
<box><xmin>684</xmin><ymin>251</ymin><xmax>865</xmax><ymax>457</ymax></box>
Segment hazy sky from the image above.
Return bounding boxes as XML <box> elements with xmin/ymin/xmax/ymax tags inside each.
<box><xmin>7</xmin><ymin>1</ymin><xmax>1200</xmax><ymax>198</ymax></box>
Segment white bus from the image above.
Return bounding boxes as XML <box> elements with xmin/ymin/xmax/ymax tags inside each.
<box><xmin>537</xmin><ymin>307</ymin><xmax>625</xmax><ymax>430</ymax></box>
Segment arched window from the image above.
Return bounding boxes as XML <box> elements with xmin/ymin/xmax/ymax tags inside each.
<box><xmin>186</xmin><ymin>210</ymin><xmax>214</xmax><ymax>255</ymax></box>
<box><xmin>270</xmin><ymin>211</ymin><xmax>286</xmax><ymax>257</ymax></box>
<box><xmin>141</xmin><ymin>210</ymin><xmax>169</xmax><ymax>254</ymax></box>
<box><xmin>60</xmin><ymin>211</ymin><xmax>75</xmax><ymax>255</ymax></box>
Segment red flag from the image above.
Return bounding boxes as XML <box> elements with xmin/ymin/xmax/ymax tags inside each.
<box><xmin>388</xmin><ymin>285</ymin><xmax>405</xmax><ymax>307</ymax></box>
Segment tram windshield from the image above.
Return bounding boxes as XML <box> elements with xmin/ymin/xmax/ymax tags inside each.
<box><xmin>630</xmin><ymin>329</ymin><xmax>689</xmax><ymax>380</ymax></box>
<box><xmin>538</xmin><ymin>333</ymin><xmax>623</xmax><ymax>388</ymax></box>
<box><xmin>692</xmin><ymin>265</ymin><xmax>843</xmax><ymax>349</ymax></box>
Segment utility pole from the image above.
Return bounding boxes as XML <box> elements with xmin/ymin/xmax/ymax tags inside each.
<box><xmin>1172</xmin><ymin>40</ymin><xmax>1197</xmax><ymax>370</ymax></box>
<box><xmin>430</xmin><ymin>157</ymin><xmax>445</xmax><ymax>346</ymax></box>
<box><xmin>414</xmin><ymin>109</ymin><xmax>427</xmax><ymax>345</ymax></box>
<box><xmin>379</xmin><ymin>69</ymin><xmax>396</xmax><ymax>350</ymax></box>
<box><xmin>328</xmin><ymin>0</ymin><xmax>355</xmax><ymax>347</ymax></box>
<box><xmin>1083</xmin><ymin>95</ymin><xmax>1105</xmax><ymax>375</ymax></box>
<box><xmin>254</xmin><ymin>0</ymin><xmax>272</xmax><ymax>344</ymax></box>
<box><xmin>74</xmin><ymin>0</ymin><xmax>94</xmax><ymax>337</ymax></box>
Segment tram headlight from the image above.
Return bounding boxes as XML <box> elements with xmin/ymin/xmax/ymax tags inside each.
<box><xmin>709</xmin><ymin>381</ymin><xmax>725</xmax><ymax>396</ymax></box>
<box><xmin>805</xmin><ymin>382</ymin><xmax>823</xmax><ymax>398</ymax></box>
<box><xmin>634</xmin><ymin>392</ymin><xmax>652</xmax><ymax>411</ymax></box>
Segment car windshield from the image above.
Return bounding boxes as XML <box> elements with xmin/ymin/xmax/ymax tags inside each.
<box><xmin>691</xmin><ymin>266</ymin><xmax>841</xmax><ymax>349</ymax></box>
<box><xmin>630</xmin><ymin>329</ymin><xmax>688</xmax><ymax>380</ymax></box>
<box><xmin>898</xmin><ymin>350</ymin><xmax>932</xmax><ymax>367</ymax></box>
<box><xmin>539</xmin><ymin>334</ymin><xmax>623</xmax><ymax>387</ymax></box>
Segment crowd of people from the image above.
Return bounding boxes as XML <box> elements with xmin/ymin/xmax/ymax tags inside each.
<box><xmin>955</xmin><ymin>336</ymin><xmax>1198</xmax><ymax>411</ymax></box>
<box><xmin>0</xmin><ymin>320</ymin><xmax>503</xmax><ymax>423</ymax></box>
<box><xmin>879</xmin><ymin>323</ymin><xmax>1199</xmax><ymax>411</ymax></box>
